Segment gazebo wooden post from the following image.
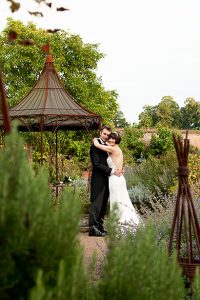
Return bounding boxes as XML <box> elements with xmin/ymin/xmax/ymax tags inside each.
<box><xmin>55</xmin><ymin>129</ymin><xmax>59</xmax><ymax>197</ymax></box>
<box><xmin>0</xmin><ymin>69</ymin><xmax>11</xmax><ymax>133</ymax></box>
<box><xmin>61</xmin><ymin>154</ymin><xmax>64</xmax><ymax>182</ymax></box>
<box><xmin>40</xmin><ymin>117</ymin><xmax>44</xmax><ymax>165</ymax></box>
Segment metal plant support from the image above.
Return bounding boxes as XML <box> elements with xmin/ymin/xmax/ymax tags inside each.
<box><xmin>168</xmin><ymin>131</ymin><xmax>200</xmax><ymax>281</ymax></box>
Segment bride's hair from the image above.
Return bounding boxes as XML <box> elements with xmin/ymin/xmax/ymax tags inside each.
<box><xmin>108</xmin><ymin>132</ymin><xmax>121</xmax><ymax>144</ymax></box>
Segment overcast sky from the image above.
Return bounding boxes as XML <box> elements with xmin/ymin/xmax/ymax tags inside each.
<box><xmin>1</xmin><ymin>0</ymin><xmax>200</xmax><ymax>123</ymax></box>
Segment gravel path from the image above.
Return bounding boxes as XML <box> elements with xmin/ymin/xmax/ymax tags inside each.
<box><xmin>79</xmin><ymin>231</ymin><xmax>107</xmax><ymax>280</ymax></box>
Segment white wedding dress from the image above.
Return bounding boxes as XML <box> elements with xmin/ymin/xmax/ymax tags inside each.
<box><xmin>107</xmin><ymin>156</ymin><xmax>140</xmax><ymax>233</ymax></box>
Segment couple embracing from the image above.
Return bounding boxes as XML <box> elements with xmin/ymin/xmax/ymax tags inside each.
<box><xmin>88</xmin><ymin>125</ymin><xmax>140</xmax><ymax>237</ymax></box>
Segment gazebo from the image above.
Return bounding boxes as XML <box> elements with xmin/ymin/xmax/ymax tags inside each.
<box><xmin>0</xmin><ymin>52</ymin><xmax>102</xmax><ymax>188</ymax></box>
<box><xmin>6</xmin><ymin>53</ymin><xmax>101</xmax><ymax>131</ymax></box>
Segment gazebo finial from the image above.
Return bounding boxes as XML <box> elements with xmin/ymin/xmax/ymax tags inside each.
<box><xmin>41</xmin><ymin>43</ymin><xmax>53</xmax><ymax>63</ymax></box>
<box><xmin>41</xmin><ymin>43</ymin><xmax>50</xmax><ymax>54</ymax></box>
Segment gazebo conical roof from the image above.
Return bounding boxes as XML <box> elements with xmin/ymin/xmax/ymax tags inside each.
<box><xmin>3</xmin><ymin>54</ymin><xmax>101</xmax><ymax>131</ymax></box>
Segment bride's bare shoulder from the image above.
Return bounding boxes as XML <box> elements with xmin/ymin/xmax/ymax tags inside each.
<box><xmin>117</xmin><ymin>146</ymin><xmax>123</xmax><ymax>154</ymax></box>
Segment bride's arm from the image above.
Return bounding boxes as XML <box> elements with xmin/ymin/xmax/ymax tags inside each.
<box><xmin>93</xmin><ymin>138</ymin><xmax>114</xmax><ymax>153</ymax></box>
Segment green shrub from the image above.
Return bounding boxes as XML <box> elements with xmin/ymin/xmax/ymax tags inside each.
<box><xmin>73</xmin><ymin>178</ymin><xmax>90</xmax><ymax>214</ymax></box>
<box><xmin>146</xmin><ymin>126</ymin><xmax>174</xmax><ymax>157</ymax></box>
<box><xmin>120</xmin><ymin>126</ymin><xmax>145</xmax><ymax>163</ymax></box>
<box><xmin>2</xmin><ymin>128</ymin><xmax>199</xmax><ymax>300</ymax></box>
<box><xmin>125</xmin><ymin>150</ymin><xmax>177</xmax><ymax>213</ymax></box>
<box><xmin>0</xmin><ymin>128</ymin><xmax>90</xmax><ymax>300</ymax></box>
<box><xmin>189</xmin><ymin>154</ymin><xmax>200</xmax><ymax>189</ymax></box>
<box><xmin>29</xmin><ymin>258</ymin><xmax>95</xmax><ymax>300</ymax></box>
<box><xmin>193</xmin><ymin>269</ymin><xmax>200</xmax><ymax>300</ymax></box>
<box><xmin>143</xmin><ymin>194</ymin><xmax>176</xmax><ymax>242</ymax></box>
<box><xmin>98</xmin><ymin>221</ymin><xmax>185</xmax><ymax>300</ymax></box>
<box><xmin>128</xmin><ymin>184</ymin><xmax>155</xmax><ymax>212</ymax></box>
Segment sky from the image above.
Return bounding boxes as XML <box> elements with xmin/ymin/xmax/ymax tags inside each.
<box><xmin>1</xmin><ymin>0</ymin><xmax>200</xmax><ymax>123</ymax></box>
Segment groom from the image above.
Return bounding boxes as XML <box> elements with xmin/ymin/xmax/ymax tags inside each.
<box><xmin>88</xmin><ymin>125</ymin><xmax>121</xmax><ymax>237</ymax></box>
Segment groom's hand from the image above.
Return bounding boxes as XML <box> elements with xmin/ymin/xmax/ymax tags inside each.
<box><xmin>114</xmin><ymin>169</ymin><xmax>122</xmax><ymax>177</ymax></box>
<box><xmin>93</xmin><ymin>138</ymin><xmax>98</xmax><ymax>146</ymax></box>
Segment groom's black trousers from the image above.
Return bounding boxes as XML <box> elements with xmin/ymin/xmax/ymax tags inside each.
<box><xmin>89</xmin><ymin>184</ymin><xmax>109</xmax><ymax>232</ymax></box>
<box><xmin>89</xmin><ymin>143</ymin><xmax>111</xmax><ymax>233</ymax></box>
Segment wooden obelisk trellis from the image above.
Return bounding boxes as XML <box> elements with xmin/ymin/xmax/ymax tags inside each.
<box><xmin>168</xmin><ymin>131</ymin><xmax>200</xmax><ymax>281</ymax></box>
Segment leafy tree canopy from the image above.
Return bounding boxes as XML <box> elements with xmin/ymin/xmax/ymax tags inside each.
<box><xmin>138</xmin><ymin>105</ymin><xmax>157</xmax><ymax>129</ymax></box>
<box><xmin>180</xmin><ymin>97</ymin><xmax>200</xmax><ymax>129</ymax></box>
<box><xmin>156</xmin><ymin>96</ymin><xmax>180</xmax><ymax>128</ymax></box>
<box><xmin>113</xmin><ymin>109</ymin><xmax>130</xmax><ymax>128</ymax></box>
<box><xmin>138</xmin><ymin>96</ymin><xmax>200</xmax><ymax>129</ymax></box>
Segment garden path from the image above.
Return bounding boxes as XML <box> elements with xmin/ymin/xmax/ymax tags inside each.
<box><xmin>80</xmin><ymin>215</ymin><xmax>107</xmax><ymax>279</ymax></box>
<box><xmin>80</xmin><ymin>233</ymin><xmax>107</xmax><ymax>279</ymax></box>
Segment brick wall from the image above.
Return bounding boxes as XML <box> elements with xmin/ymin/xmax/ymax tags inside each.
<box><xmin>143</xmin><ymin>129</ymin><xmax>200</xmax><ymax>148</ymax></box>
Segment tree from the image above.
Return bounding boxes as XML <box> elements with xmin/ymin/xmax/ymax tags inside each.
<box><xmin>138</xmin><ymin>97</ymin><xmax>181</xmax><ymax>129</ymax></box>
<box><xmin>138</xmin><ymin>105</ymin><xmax>157</xmax><ymax>128</ymax></box>
<box><xmin>156</xmin><ymin>96</ymin><xmax>180</xmax><ymax>128</ymax></box>
<box><xmin>180</xmin><ymin>97</ymin><xmax>200</xmax><ymax>129</ymax></box>
<box><xmin>113</xmin><ymin>109</ymin><xmax>130</xmax><ymax>128</ymax></box>
<box><xmin>147</xmin><ymin>126</ymin><xmax>174</xmax><ymax>157</ymax></box>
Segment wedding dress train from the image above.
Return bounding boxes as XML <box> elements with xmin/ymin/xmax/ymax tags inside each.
<box><xmin>107</xmin><ymin>156</ymin><xmax>140</xmax><ymax>233</ymax></box>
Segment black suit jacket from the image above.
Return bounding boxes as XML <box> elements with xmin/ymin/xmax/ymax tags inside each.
<box><xmin>90</xmin><ymin>139</ymin><xmax>112</xmax><ymax>201</ymax></box>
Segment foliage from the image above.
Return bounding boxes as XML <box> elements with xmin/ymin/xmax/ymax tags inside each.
<box><xmin>57</xmin><ymin>130</ymin><xmax>94</xmax><ymax>166</ymax></box>
<box><xmin>98</xmin><ymin>222</ymin><xmax>185</xmax><ymax>300</ymax></box>
<box><xmin>180</xmin><ymin>97</ymin><xmax>200</xmax><ymax>129</ymax></box>
<box><xmin>138</xmin><ymin>96</ymin><xmax>200</xmax><ymax>129</ymax></box>
<box><xmin>0</xmin><ymin>128</ymin><xmax>91</xmax><ymax>300</ymax></box>
<box><xmin>156</xmin><ymin>96</ymin><xmax>181</xmax><ymax>128</ymax></box>
<box><xmin>143</xmin><ymin>194</ymin><xmax>176</xmax><ymax>242</ymax></box>
<box><xmin>29</xmin><ymin>259</ymin><xmax>95</xmax><ymax>300</ymax></box>
<box><xmin>113</xmin><ymin>109</ymin><xmax>130</xmax><ymax>128</ymax></box>
<box><xmin>125</xmin><ymin>150</ymin><xmax>177</xmax><ymax>209</ymax></box>
<box><xmin>72</xmin><ymin>178</ymin><xmax>90</xmax><ymax>214</ymax></box>
<box><xmin>120</xmin><ymin>125</ymin><xmax>145</xmax><ymax>163</ymax></box>
<box><xmin>2</xmin><ymin>129</ymin><xmax>200</xmax><ymax>299</ymax></box>
<box><xmin>146</xmin><ymin>126</ymin><xmax>175</xmax><ymax>157</ymax></box>
<box><xmin>193</xmin><ymin>270</ymin><xmax>200</xmax><ymax>300</ymax></box>
<box><xmin>128</xmin><ymin>184</ymin><xmax>155</xmax><ymax>212</ymax></box>
<box><xmin>21</xmin><ymin>130</ymin><xmax>93</xmax><ymax>177</ymax></box>
<box><xmin>188</xmin><ymin>154</ymin><xmax>200</xmax><ymax>187</ymax></box>
<box><xmin>138</xmin><ymin>104</ymin><xmax>158</xmax><ymax>128</ymax></box>
<box><xmin>164</xmin><ymin>145</ymin><xmax>200</xmax><ymax>196</ymax></box>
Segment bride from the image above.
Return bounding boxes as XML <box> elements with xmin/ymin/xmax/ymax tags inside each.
<box><xmin>93</xmin><ymin>132</ymin><xmax>141</xmax><ymax>233</ymax></box>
